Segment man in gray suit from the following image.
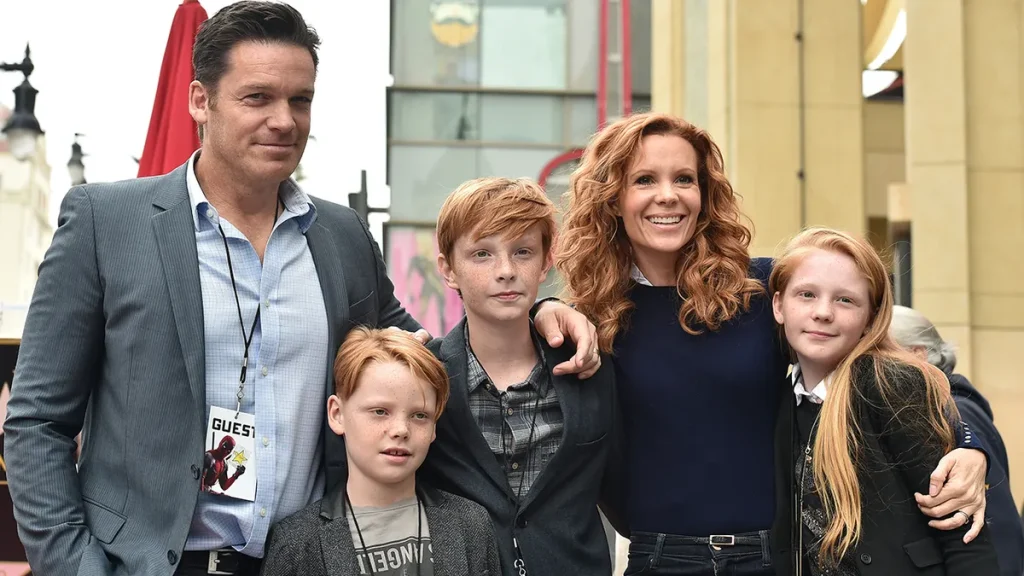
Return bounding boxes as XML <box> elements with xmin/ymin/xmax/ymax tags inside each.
<box><xmin>2</xmin><ymin>3</ymin><xmax>598</xmax><ymax>575</ymax></box>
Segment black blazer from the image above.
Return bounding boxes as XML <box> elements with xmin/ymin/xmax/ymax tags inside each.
<box><xmin>420</xmin><ymin>317</ymin><xmax>622</xmax><ymax>576</ymax></box>
<box><xmin>260</xmin><ymin>482</ymin><xmax>501</xmax><ymax>576</ymax></box>
<box><xmin>775</xmin><ymin>357</ymin><xmax>999</xmax><ymax>575</ymax></box>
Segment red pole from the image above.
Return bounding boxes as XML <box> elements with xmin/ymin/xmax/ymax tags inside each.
<box><xmin>621</xmin><ymin>0</ymin><xmax>632</xmax><ymax>116</ymax></box>
<box><xmin>598</xmin><ymin>0</ymin><xmax>609</xmax><ymax>129</ymax></box>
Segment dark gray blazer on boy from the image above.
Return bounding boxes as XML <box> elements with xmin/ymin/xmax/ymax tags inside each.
<box><xmin>260</xmin><ymin>483</ymin><xmax>501</xmax><ymax>576</ymax></box>
<box><xmin>422</xmin><ymin>317</ymin><xmax>623</xmax><ymax>576</ymax></box>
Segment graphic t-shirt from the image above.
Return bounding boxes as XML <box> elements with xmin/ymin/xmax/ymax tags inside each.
<box><xmin>346</xmin><ymin>498</ymin><xmax>433</xmax><ymax>576</ymax></box>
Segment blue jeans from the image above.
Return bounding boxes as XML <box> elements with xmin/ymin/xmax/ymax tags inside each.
<box><xmin>624</xmin><ymin>530</ymin><xmax>775</xmax><ymax>576</ymax></box>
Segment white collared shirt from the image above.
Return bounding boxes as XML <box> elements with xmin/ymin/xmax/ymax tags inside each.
<box><xmin>791</xmin><ymin>363</ymin><xmax>830</xmax><ymax>405</ymax></box>
<box><xmin>630</xmin><ymin>263</ymin><xmax>653</xmax><ymax>286</ymax></box>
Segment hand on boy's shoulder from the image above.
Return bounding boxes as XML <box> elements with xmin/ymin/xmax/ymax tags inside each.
<box><xmin>385</xmin><ymin>326</ymin><xmax>432</xmax><ymax>344</ymax></box>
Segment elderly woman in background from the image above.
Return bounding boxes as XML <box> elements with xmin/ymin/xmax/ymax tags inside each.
<box><xmin>892</xmin><ymin>305</ymin><xmax>1024</xmax><ymax>576</ymax></box>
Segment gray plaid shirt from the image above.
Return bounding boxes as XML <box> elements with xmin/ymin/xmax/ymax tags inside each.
<box><xmin>465</xmin><ymin>324</ymin><xmax>563</xmax><ymax>501</ymax></box>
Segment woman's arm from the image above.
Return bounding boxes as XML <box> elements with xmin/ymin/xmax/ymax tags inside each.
<box><xmin>858</xmin><ymin>360</ymin><xmax>999</xmax><ymax>575</ymax></box>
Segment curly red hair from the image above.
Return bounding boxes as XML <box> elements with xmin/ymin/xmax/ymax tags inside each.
<box><xmin>556</xmin><ymin>112</ymin><xmax>763</xmax><ymax>352</ymax></box>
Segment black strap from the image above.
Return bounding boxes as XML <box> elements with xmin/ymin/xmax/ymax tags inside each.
<box><xmin>498</xmin><ymin>374</ymin><xmax>547</xmax><ymax>576</ymax></box>
<box><xmin>216</xmin><ymin>199</ymin><xmax>280</xmax><ymax>413</ymax></box>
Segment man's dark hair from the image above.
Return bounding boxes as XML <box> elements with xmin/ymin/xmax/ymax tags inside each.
<box><xmin>192</xmin><ymin>1</ymin><xmax>321</xmax><ymax>95</ymax></box>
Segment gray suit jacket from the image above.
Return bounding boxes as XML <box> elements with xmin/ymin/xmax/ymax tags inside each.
<box><xmin>259</xmin><ymin>483</ymin><xmax>501</xmax><ymax>576</ymax></box>
<box><xmin>2</xmin><ymin>163</ymin><xmax>420</xmax><ymax>576</ymax></box>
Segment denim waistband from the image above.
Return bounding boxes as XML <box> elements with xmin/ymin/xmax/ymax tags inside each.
<box><xmin>629</xmin><ymin>529</ymin><xmax>772</xmax><ymax>569</ymax></box>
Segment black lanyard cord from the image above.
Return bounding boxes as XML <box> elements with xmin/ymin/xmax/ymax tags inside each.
<box><xmin>217</xmin><ymin>198</ymin><xmax>280</xmax><ymax>414</ymax></box>
<box><xmin>498</xmin><ymin>376</ymin><xmax>546</xmax><ymax>576</ymax></box>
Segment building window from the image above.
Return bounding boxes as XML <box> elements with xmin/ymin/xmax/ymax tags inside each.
<box><xmin>390</xmin><ymin>89</ymin><xmax>597</xmax><ymax>147</ymax></box>
<box><xmin>392</xmin><ymin>0</ymin><xmax>568</xmax><ymax>90</ymax></box>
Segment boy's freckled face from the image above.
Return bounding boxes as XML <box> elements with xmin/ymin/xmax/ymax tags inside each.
<box><xmin>437</xmin><ymin>223</ymin><xmax>551</xmax><ymax>325</ymax></box>
<box><xmin>328</xmin><ymin>361</ymin><xmax>437</xmax><ymax>488</ymax></box>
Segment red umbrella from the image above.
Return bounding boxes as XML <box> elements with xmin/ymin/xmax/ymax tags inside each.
<box><xmin>137</xmin><ymin>0</ymin><xmax>208</xmax><ymax>178</ymax></box>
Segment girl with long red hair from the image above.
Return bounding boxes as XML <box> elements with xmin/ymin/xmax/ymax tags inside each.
<box><xmin>769</xmin><ymin>228</ymin><xmax>998</xmax><ymax>575</ymax></box>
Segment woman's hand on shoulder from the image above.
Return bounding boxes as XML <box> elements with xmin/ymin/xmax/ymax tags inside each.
<box><xmin>914</xmin><ymin>448</ymin><xmax>988</xmax><ymax>543</ymax></box>
<box><xmin>533</xmin><ymin>300</ymin><xmax>601</xmax><ymax>379</ymax></box>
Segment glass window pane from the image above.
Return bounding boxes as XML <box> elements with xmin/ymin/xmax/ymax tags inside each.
<box><xmin>568</xmin><ymin>0</ymin><xmax>599</xmax><ymax>91</ymax></box>
<box><xmin>631</xmin><ymin>95</ymin><xmax>652</xmax><ymax>114</ymax></box>
<box><xmin>630</xmin><ymin>0</ymin><xmax>652</xmax><ymax>96</ymax></box>
<box><xmin>480</xmin><ymin>0</ymin><xmax>567</xmax><ymax>90</ymax></box>
<box><xmin>568</xmin><ymin>96</ymin><xmax>597</xmax><ymax>146</ymax></box>
<box><xmin>479</xmin><ymin>94</ymin><xmax>562</xmax><ymax>144</ymax></box>
<box><xmin>391</xmin><ymin>91</ymin><xmax>480</xmax><ymax>141</ymax></box>
<box><xmin>388</xmin><ymin>144</ymin><xmax>566</xmax><ymax>221</ymax></box>
<box><xmin>392</xmin><ymin>91</ymin><xmax>567</xmax><ymax>145</ymax></box>
<box><xmin>392</xmin><ymin>0</ymin><xmax>481</xmax><ymax>86</ymax></box>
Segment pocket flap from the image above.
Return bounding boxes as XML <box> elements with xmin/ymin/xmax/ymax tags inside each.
<box><xmin>903</xmin><ymin>537</ymin><xmax>943</xmax><ymax>568</ymax></box>
<box><xmin>83</xmin><ymin>498</ymin><xmax>127</xmax><ymax>544</ymax></box>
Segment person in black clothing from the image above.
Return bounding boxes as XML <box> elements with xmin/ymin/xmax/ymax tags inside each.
<box><xmin>770</xmin><ymin>228</ymin><xmax>999</xmax><ymax>575</ymax></box>
<box><xmin>891</xmin><ymin>305</ymin><xmax>1024</xmax><ymax>576</ymax></box>
<box><xmin>423</xmin><ymin>177</ymin><xmax>621</xmax><ymax>576</ymax></box>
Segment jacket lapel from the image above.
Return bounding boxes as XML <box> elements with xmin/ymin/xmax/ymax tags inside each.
<box><xmin>421</xmin><ymin>486</ymin><xmax>467</xmax><ymax>575</ymax></box>
<box><xmin>305</xmin><ymin>221</ymin><xmax>348</xmax><ymax>395</ymax></box>
<box><xmin>439</xmin><ymin>319</ymin><xmax>516</xmax><ymax>500</ymax></box>
<box><xmin>151</xmin><ymin>164</ymin><xmax>206</xmax><ymax>417</ymax></box>
<box><xmin>306</xmin><ymin>221</ymin><xmax>349</xmax><ymax>489</ymax></box>
<box><xmin>319</xmin><ymin>518</ymin><xmax>361</xmax><ymax>576</ymax></box>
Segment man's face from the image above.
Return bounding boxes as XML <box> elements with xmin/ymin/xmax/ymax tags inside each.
<box><xmin>189</xmin><ymin>40</ymin><xmax>314</xmax><ymax>184</ymax></box>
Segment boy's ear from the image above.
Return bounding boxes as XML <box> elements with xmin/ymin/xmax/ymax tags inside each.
<box><xmin>437</xmin><ymin>253</ymin><xmax>459</xmax><ymax>291</ymax></box>
<box><xmin>771</xmin><ymin>291</ymin><xmax>784</xmax><ymax>325</ymax></box>
<box><xmin>539</xmin><ymin>250</ymin><xmax>554</xmax><ymax>283</ymax></box>
<box><xmin>327</xmin><ymin>394</ymin><xmax>345</xmax><ymax>436</ymax></box>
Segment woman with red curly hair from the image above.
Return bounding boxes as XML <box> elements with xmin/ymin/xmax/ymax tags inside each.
<box><xmin>552</xmin><ymin>112</ymin><xmax>989</xmax><ymax>576</ymax></box>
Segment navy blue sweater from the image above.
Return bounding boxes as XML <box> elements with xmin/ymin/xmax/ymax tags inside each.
<box><xmin>613</xmin><ymin>257</ymin><xmax>790</xmax><ymax>535</ymax></box>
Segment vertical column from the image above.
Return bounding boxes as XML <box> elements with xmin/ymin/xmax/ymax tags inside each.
<box><xmin>903</xmin><ymin>0</ymin><xmax>972</xmax><ymax>370</ymax></box>
<box><xmin>802</xmin><ymin>1</ymin><xmax>865</xmax><ymax>235</ymax></box>
<box><xmin>650</xmin><ymin>0</ymin><xmax>686</xmax><ymax>116</ymax></box>
<box><xmin>905</xmin><ymin>0</ymin><xmax>1024</xmax><ymax>498</ymax></box>
<box><xmin>670</xmin><ymin>0</ymin><xmax>865</xmax><ymax>257</ymax></box>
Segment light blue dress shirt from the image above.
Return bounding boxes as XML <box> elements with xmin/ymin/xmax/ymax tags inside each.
<box><xmin>182</xmin><ymin>152</ymin><xmax>329</xmax><ymax>557</ymax></box>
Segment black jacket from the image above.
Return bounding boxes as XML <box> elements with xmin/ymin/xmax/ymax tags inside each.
<box><xmin>775</xmin><ymin>358</ymin><xmax>999</xmax><ymax>575</ymax></box>
<box><xmin>947</xmin><ymin>372</ymin><xmax>1024</xmax><ymax>576</ymax></box>
<box><xmin>421</xmin><ymin>317</ymin><xmax>623</xmax><ymax>576</ymax></box>
<box><xmin>260</xmin><ymin>482</ymin><xmax>500</xmax><ymax>576</ymax></box>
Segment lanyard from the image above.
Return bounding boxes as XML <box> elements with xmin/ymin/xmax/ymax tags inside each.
<box><xmin>499</xmin><ymin>377</ymin><xmax>545</xmax><ymax>576</ymax></box>
<box><xmin>217</xmin><ymin>199</ymin><xmax>280</xmax><ymax>415</ymax></box>
<box><xmin>347</xmin><ymin>494</ymin><xmax>423</xmax><ymax>576</ymax></box>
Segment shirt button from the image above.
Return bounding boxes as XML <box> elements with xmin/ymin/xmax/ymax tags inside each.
<box><xmin>261</xmin><ymin>366</ymin><xmax>268</xmax><ymax>377</ymax></box>
<box><xmin>511</xmin><ymin>462</ymin><xmax>519</xmax><ymax>470</ymax></box>
<box><xmin>264</xmin><ymin>299</ymin><xmax>270</xmax><ymax>308</ymax></box>
<box><xmin>507</xmin><ymin>407</ymin><xmax>514</xmax><ymax>416</ymax></box>
<box><xmin>167</xmin><ymin>550</ymin><xmax>179</xmax><ymax>565</ymax></box>
<box><xmin>859</xmin><ymin>553</ymin><xmax>872</xmax><ymax>565</ymax></box>
<box><xmin>263</xmin><ymin>437</ymin><xmax>270</xmax><ymax>447</ymax></box>
<box><xmin>205</xmin><ymin>209</ymin><xmax>214</xmax><ymax>219</ymax></box>
<box><xmin>260</xmin><ymin>508</ymin><xmax>268</xmax><ymax>518</ymax></box>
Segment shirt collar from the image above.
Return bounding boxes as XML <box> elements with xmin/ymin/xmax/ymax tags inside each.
<box><xmin>186</xmin><ymin>150</ymin><xmax>318</xmax><ymax>233</ymax></box>
<box><xmin>791</xmin><ymin>363</ymin><xmax>830</xmax><ymax>405</ymax></box>
<box><xmin>630</xmin><ymin>263</ymin><xmax>653</xmax><ymax>286</ymax></box>
<box><xmin>465</xmin><ymin>322</ymin><xmax>550</xmax><ymax>397</ymax></box>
